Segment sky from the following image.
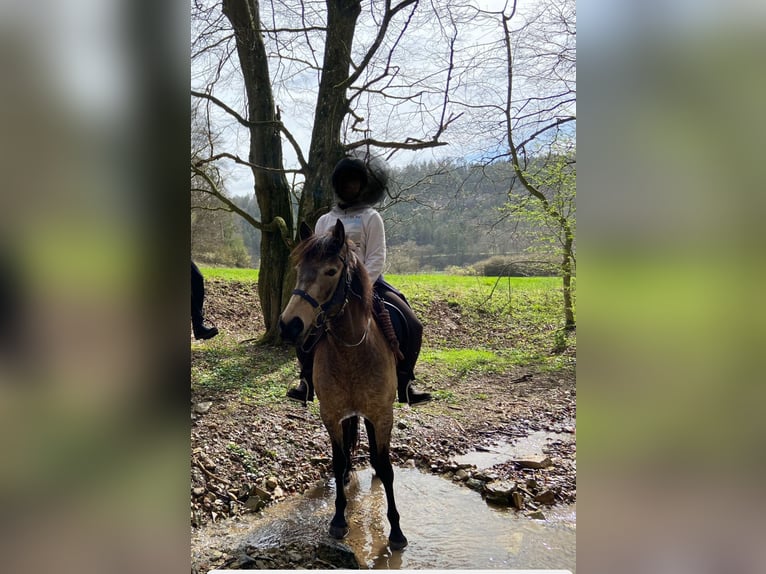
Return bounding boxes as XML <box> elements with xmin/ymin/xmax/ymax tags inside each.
<box><xmin>191</xmin><ymin>0</ymin><xmax>569</xmax><ymax>198</ymax></box>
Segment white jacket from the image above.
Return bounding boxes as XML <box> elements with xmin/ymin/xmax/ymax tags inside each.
<box><xmin>315</xmin><ymin>205</ymin><xmax>386</xmax><ymax>283</ymax></box>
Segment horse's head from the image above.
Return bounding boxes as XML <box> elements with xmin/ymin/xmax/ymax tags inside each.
<box><xmin>279</xmin><ymin>219</ymin><xmax>352</xmax><ymax>344</ymax></box>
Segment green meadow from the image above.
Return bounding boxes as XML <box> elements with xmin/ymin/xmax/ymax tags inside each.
<box><xmin>193</xmin><ymin>267</ymin><xmax>575</xmax><ymax>409</ymax></box>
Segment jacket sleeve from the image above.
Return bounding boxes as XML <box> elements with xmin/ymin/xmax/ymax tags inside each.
<box><xmin>314</xmin><ymin>213</ymin><xmax>332</xmax><ymax>237</ymax></box>
<box><xmin>363</xmin><ymin>211</ymin><xmax>386</xmax><ymax>283</ymax></box>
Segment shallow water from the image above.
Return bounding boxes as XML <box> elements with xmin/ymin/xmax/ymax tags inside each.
<box><xmin>193</xmin><ymin>466</ymin><xmax>575</xmax><ymax>572</ymax></box>
<box><xmin>453</xmin><ymin>430</ymin><xmax>572</xmax><ymax>470</ymax></box>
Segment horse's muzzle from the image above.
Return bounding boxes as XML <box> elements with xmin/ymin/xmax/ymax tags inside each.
<box><xmin>278</xmin><ymin>316</ymin><xmax>304</xmax><ymax>344</ymax></box>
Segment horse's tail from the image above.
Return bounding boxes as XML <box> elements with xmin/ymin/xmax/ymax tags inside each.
<box><xmin>342</xmin><ymin>415</ymin><xmax>360</xmax><ymax>458</ymax></box>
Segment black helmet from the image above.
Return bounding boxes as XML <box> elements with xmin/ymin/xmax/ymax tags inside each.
<box><xmin>330</xmin><ymin>154</ymin><xmax>388</xmax><ymax>207</ymax></box>
<box><xmin>331</xmin><ymin>157</ymin><xmax>368</xmax><ymax>190</ymax></box>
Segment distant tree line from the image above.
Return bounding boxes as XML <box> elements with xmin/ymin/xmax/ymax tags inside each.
<box><xmin>192</xmin><ymin>156</ymin><xmax>571</xmax><ymax>276</ymax></box>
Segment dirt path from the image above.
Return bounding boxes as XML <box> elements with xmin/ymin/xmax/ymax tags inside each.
<box><xmin>191</xmin><ymin>278</ymin><xmax>575</xmax><ymax>568</ymax></box>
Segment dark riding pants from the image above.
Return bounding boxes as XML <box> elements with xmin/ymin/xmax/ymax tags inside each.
<box><xmin>191</xmin><ymin>261</ymin><xmax>206</xmax><ymax>327</ymax></box>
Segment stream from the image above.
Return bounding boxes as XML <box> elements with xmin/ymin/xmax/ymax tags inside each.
<box><xmin>192</xmin><ymin>440</ymin><xmax>575</xmax><ymax>571</ymax></box>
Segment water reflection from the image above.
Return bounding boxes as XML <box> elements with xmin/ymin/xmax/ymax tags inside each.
<box><xmin>194</xmin><ymin>466</ymin><xmax>576</xmax><ymax>571</ymax></box>
<box><xmin>342</xmin><ymin>468</ymin><xmax>575</xmax><ymax>571</ymax></box>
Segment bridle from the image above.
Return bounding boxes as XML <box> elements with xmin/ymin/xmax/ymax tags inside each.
<box><xmin>292</xmin><ymin>252</ymin><xmax>351</xmax><ymax>327</ymax></box>
<box><xmin>291</xmin><ymin>250</ymin><xmax>370</xmax><ymax>350</ymax></box>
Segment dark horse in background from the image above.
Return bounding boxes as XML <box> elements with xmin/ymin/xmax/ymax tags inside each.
<box><xmin>278</xmin><ymin>220</ymin><xmax>408</xmax><ymax>550</ymax></box>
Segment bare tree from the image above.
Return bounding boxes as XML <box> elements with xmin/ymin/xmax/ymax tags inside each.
<box><xmin>191</xmin><ymin>0</ymin><xmax>464</xmax><ymax>343</ymax></box>
<box><xmin>461</xmin><ymin>0</ymin><xmax>575</xmax><ymax>330</ymax></box>
<box><xmin>500</xmin><ymin>0</ymin><xmax>576</xmax><ymax>330</ymax></box>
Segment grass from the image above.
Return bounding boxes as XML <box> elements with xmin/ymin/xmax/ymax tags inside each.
<box><xmin>191</xmin><ymin>342</ymin><xmax>297</xmax><ymax>405</ymax></box>
<box><xmin>202</xmin><ymin>267</ymin><xmax>260</xmax><ymax>282</ymax></box>
<box><xmin>193</xmin><ymin>267</ymin><xmax>575</xmax><ymax>403</ymax></box>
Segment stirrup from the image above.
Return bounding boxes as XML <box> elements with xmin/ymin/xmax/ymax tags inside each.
<box><xmin>287</xmin><ymin>378</ymin><xmax>314</xmax><ymax>405</ymax></box>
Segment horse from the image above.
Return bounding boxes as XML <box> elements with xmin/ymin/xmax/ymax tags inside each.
<box><xmin>278</xmin><ymin>219</ymin><xmax>408</xmax><ymax>550</ymax></box>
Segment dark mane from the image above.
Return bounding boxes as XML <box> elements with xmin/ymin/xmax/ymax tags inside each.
<box><xmin>291</xmin><ymin>234</ymin><xmax>373</xmax><ymax>314</ymax></box>
<box><xmin>290</xmin><ymin>232</ymin><xmax>341</xmax><ymax>266</ymax></box>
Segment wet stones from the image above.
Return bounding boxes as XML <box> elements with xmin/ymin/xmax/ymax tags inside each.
<box><xmin>317</xmin><ymin>540</ymin><xmax>360</xmax><ymax>569</ymax></box>
<box><xmin>533</xmin><ymin>489</ymin><xmax>556</xmax><ymax>505</ymax></box>
<box><xmin>216</xmin><ymin>542</ymin><xmax>360</xmax><ymax>570</ymax></box>
<box><xmin>513</xmin><ymin>455</ymin><xmax>553</xmax><ymax>469</ymax></box>
<box><xmin>454</xmin><ymin>468</ymin><xmax>469</xmax><ymax>481</ymax></box>
<box><xmin>481</xmin><ymin>478</ymin><xmax>558</xmax><ymax>512</ymax></box>
<box><xmin>484</xmin><ymin>480</ymin><xmax>517</xmax><ymax>504</ymax></box>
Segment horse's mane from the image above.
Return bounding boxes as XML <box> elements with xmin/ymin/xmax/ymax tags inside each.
<box><xmin>291</xmin><ymin>233</ymin><xmax>373</xmax><ymax>314</ymax></box>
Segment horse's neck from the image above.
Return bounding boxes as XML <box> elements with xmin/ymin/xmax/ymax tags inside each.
<box><xmin>329</xmin><ymin>293</ymin><xmax>370</xmax><ymax>341</ymax></box>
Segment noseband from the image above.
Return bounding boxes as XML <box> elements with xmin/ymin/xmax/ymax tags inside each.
<box><xmin>292</xmin><ymin>254</ymin><xmax>351</xmax><ymax>329</ymax></box>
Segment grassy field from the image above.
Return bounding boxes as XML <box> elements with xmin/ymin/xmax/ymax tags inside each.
<box><xmin>193</xmin><ymin>267</ymin><xmax>575</xmax><ymax>409</ymax></box>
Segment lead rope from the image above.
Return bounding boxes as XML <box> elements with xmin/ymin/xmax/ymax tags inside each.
<box><xmin>374</xmin><ymin>295</ymin><xmax>405</xmax><ymax>361</ymax></box>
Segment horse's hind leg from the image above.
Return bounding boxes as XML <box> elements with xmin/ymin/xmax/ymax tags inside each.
<box><xmin>364</xmin><ymin>418</ymin><xmax>380</xmax><ymax>472</ymax></box>
<box><xmin>329</xmin><ymin>437</ymin><xmax>350</xmax><ymax>539</ymax></box>
<box><xmin>366</xmin><ymin>421</ymin><xmax>408</xmax><ymax>550</ymax></box>
<box><xmin>341</xmin><ymin>417</ymin><xmax>358</xmax><ymax>485</ymax></box>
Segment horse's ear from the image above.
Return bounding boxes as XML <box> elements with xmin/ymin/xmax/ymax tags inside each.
<box><xmin>299</xmin><ymin>221</ymin><xmax>313</xmax><ymax>241</ymax></box>
<box><xmin>332</xmin><ymin>219</ymin><xmax>345</xmax><ymax>245</ymax></box>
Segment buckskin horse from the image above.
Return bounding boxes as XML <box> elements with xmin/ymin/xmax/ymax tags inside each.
<box><xmin>278</xmin><ymin>220</ymin><xmax>408</xmax><ymax>550</ymax></box>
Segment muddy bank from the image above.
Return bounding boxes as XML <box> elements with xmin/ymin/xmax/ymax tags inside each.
<box><xmin>191</xmin><ymin>279</ymin><xmax>575</xmax><ymax>569</ymax></box>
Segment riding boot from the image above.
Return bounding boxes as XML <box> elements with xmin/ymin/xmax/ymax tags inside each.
<box><xmin>287</xmin><ymin>377</ymin><xmax>315</xmax><ymax>405</ymax></box>
<box><xmin>192</xmin><ymin>319</ymin><xmax>219</xmax><ymax>340</ymax></box>
<box><xmin>397</xmin><ymin>373</ymin><xmax>431</xmax><ymax>405</ymax></box>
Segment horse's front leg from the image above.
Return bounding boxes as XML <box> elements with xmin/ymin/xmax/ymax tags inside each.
<box><xmin>368</xmin><ymin>419</ymin><xmax>408</xmax><ymax>550</ymax></box>
<box><xmin>329</xmin><ymin>438</ymin><xmax>349</xmax><ymax>539</ymax></box>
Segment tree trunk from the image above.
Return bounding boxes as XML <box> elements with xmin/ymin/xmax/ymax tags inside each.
<box><xmin>297</xmin><ymin>0</ymin><xmax>362</xmax><ymax>231</ymax></box>
<box><xmin>562</xmin><ymin>228</ymin><xmax>575</xmax><ymax>330</ymax></box>
<box><xmin>282</xmin><ymin>0</ymin><xmax>361</xmax><ymax>310</ymax></box>
<box><xmin>222</xmin><ymin>0</ymin><xmax>293</xmax><ymax>344</ymax></box>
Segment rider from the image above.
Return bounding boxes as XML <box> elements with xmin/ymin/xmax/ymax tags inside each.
<box><xmin>286</xmin><ymin>155</ymin><xmax>432</xmax><ymax>406</ymax></box>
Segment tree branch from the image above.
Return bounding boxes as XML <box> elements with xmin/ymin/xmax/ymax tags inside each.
<box><xmin>346</xmin><ymin>0</ymin><xmax>419</xmax><ymax>88</ymax></box>
<box><xmin>192</xmin><ymin>163</ymin><xmax>294</xmax><ymax>249</ymax></box>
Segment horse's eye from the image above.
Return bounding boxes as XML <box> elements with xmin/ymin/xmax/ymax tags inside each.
<box><xmin>326</xmin><ymin>268</ymin><xmax>338</xmax><ymax>277</ymax></box>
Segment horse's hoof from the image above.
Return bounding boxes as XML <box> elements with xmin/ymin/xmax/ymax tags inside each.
<box><xmin>329</xmin><ymin>524</ymin><xmax>349</xmax><ymax>539</ymax></box>
<box><xmin>389</xmin><ymin>535</ymin><xmax>408</xmax><ymax>551</ymax></box>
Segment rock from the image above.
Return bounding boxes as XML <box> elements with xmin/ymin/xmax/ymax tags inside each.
<box><xmin>191</xmin><ymin>467</ymin><xmax>206</xmax><ymax>486</ymax></box>
<box><xmin>533</xmin><ymin>489</ymin><xmax>556</xmax><ymax>505</ymax></box>
<box><xmin>194</xmin><ymin>401</ymin><xmax>213</xmax><ymax>414</ymax></box>
<box><xmin>191</xmin><ymin>486</ymin><xmax>206</xmax><ymax>497</ymax></box>
<box><xmin>273</xmin><ymin>486</ymin><xmax>284</xmax><ymax>498</ymax></box>
<box><xmin>316</xmin><ymin>541</ymin><xmax>360</xmax><ymax>569</ymax></box>
<box><xmin>397</xmin><ymin>420</ymin><xmax>408</xmax><ymax>429</ymax></box>
<box><xmin>225</xmin><ymin>554</ymin><xmax>258</xmax><ymax>569</ymax></box>
<box><xmin>404</xmin><ymin>458</ymin><xmax>416</xmax><ymax>468</ymax></box>
<box><xmin>514</xmin><ymin>455</ymin><xmax>553</xmax><ymax>469</ymax></box>
<box><xmin>473</xmin><ymin>470</ymin><xmax>495</xmax><ymax>482</ymax></box>
<box><xmin>265</xmin><ymin>476</ymin><xmax>279</xmax><ymax>491</ymax></box>
<box><xmin>250</xmin><ymin>485</ymin><xmax>271</xmax><ymax>499</ymax></box>
<box><xmin>511</xmin><ymin>491</ymin><xmax>525</xmax><ymax>510</ymax></box>
<box><xmin>484</xmin><ymin>480</ymin><xmax>516</xmax><ymax>505</ymax></box>
<box><xmin>466</xmin><ymin>478</ymin><xmax>484</xmax><ymax>491</ymax></box>
<box><xmin>244</xmin><ymin>495</ymin><xmax>267</xmax><ymax>512</ymax></box>
<box><xmin>454</xmin><ymin>469</ymin><xmax>468</xmax><ymax>481</ymax></box>
<box><xmin>527</xmin><ymin>510</ymin><xmax>546</xmax><ymax>520</ymax></box>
